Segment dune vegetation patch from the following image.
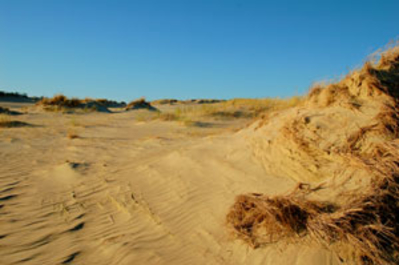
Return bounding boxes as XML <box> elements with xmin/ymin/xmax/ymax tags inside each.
<box><xmin>37</xmin><ymin>95</ymin><xmax>111</xmax><ymax>113</ymax></box>
<box><xmin>94</xmin><ymin>98</ymin><xmax>126</xmax><ymax>108</ymax></box>
<box><xmin>125</xmin><ymin>96</ymin><xmax>303</xmax><ymax>126</ymax></box>
<box><xmin>151</xmin><ymin>97</ymin><xmax>303</xmax><ymax>125</ymax></box>
<box><xmin>227</xmin><ymin>43</ymin><xmax>399</xmax><ymax>264</ymax></box>
<box><xmin>151</xmin><ymin>99</ymin><xmax>179</xmax><ymax>105</ymax></box>
<box><xmin>151</xmin><ymin>98</ymin><xmax>225</xmax><ymax>105</ymax></box>
<box><xmin>125</xmin><ymin>98</ymin><xmax>158</xmax><ymax>111</ymax></box>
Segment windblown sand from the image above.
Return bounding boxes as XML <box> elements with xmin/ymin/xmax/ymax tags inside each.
<box><xmin>2</xmin><ymin>44</ymin><xmax>399</xmax><ymax>265</ymax></box>
<box><xmin>0</xmin><ymin>103</ymin><xmax>341</xmax><ymax>265</ymax></box>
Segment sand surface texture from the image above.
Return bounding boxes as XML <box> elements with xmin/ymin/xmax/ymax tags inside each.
<box><xmin>0</xmin><ymin>103</ymin><xmax>341</xmax><ymax>265</ymax></box>
<box><xmin>2</xmin><ymin>45</ymin><xmax>399</xmax><ymax>265</ymax></box>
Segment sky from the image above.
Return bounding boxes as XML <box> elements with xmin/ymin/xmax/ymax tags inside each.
<box><xmin>0</xmin><ymin>0</ymin><xmax>398</xmax><ymax>101</ymax></box>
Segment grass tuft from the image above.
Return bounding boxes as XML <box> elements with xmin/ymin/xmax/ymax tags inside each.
<box><xmin>36</xmin><ymin>94</ymin><xmax>111</xmax><ymax>113</ymax></box>
<box><xmin>126</xmin><ymin>98</ymin><xmax>158</xmax><ymax>111</ymax></box>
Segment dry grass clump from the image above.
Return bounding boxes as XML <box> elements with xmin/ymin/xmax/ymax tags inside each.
<box><xmin>38</xmin><ymin>94</ymin><xmax>81</xmax><ymax>108</ymax></box>
<box><xmin>151</xmin><ymin>98</ymin><xmax>224</xmax><ymax>105</ymax></box>
<box><xmin>37</xmin><ymin>94</ymin><xmax>111</xmax><ymax>113</ymax></box>
<box><xmin>227</xmin><ymin>43</ymin><xmax>399</xmax><ymax>264</ymax></box>
<box><xmin>375</xmin><ymin>104</ymin><xmax>399</xmax><ymax>138</ymax></box>
<box><xmin>94</xmin><ymin>98</ymin><xmax>126</xmax><ymax>108</ymax></box>
<box><xmin>345</xmin><ymin>104</ymin><xmax>399</xmax><ymax>152</ymax></box>
<box><xmin>192</xmin><ymin>99</ymin><xmax>225</xmax><ymax>104</ymax></box>
<box><xmin>126</xmin><ymin>98</ymin><xmax>158</xmax><ymax>111</ymax></box>
<box><xmin>151</xmin><ymin>99</ymin><xmax>179</xmax><ymax>105</ymax></box>
<box><xmin>307</xmin><ymin>42</ymin><xmax>399</xmax><ymax>109</ymax></box>
<box><xmin>308</xmin><ymin>145</ymin><xmax>399</xmax><ymax>264</ymax></box>
<box><xmin>227</xmin><ymin>149</ymin><xmax>399</xmax><ymax>264</ymax></box>
<box><xmin>227</xmin><ymin>185</ymin><xmax>335</xmax><ymax>247</ymax></box>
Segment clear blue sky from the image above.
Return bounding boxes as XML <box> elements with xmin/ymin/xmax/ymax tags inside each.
<box><xmin>0</xmin><ymin>0</ymin><xmax>398</xmax><ymax>101</ymax></box>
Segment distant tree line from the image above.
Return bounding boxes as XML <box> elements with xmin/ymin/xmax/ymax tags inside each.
<box><xmin>0</xmin><ymin>90</ymin><xmax>44</xmax><ymax>102</ymax></box>
<box><xmin>0</xmin><ymin>90</ymin><xmax>29</xmax><ymax>98</ymax></box>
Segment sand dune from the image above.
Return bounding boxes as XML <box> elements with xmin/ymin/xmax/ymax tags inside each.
<box><xmin>227</xmin><ymin>45</ymin><xmax>399</xmax><ymax>264</ymax></box>
<box><xmin>0</xmin><ymin>105</ymin><xmax>342</xmax><ymax>265</ymax></box>
<box><xmin>2</xmin><ymin>45</ymin><xmax>399</xmax><ymax>264</ymax></box>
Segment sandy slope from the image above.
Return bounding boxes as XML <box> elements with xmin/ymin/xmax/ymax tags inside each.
<box><xmin>0</xmin><ymin>104</ymin><xmax>341</xmax><ymax>265</ymax></box>
<box><xmin>2</xmin><ymin>45</ymin><xmax>398</xmax><ymax>265</ymax></box>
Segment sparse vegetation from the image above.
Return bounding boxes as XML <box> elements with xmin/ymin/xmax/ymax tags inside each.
<box><xmin>151</xmin><ymin>99</ymin><xmax>179</xmax><ymax>105</ymax></box>
<box><xmin>151</xmin><ymin>98</ymin><xmax>224</xmax><ymax>105</ymax></box>
<box><xmin>37</xmin><ymin>94</ymin><xmax>111</xmax><ymax>113</ymax></box>
<box><xmin>126</xmin><ymin>98</ymin><xmax>158</xmax><ymax>111</ymax></box>
<box><xmin>152</xmin><ymin>96</ymin><xmax>303</xmax><ymax>124</ymax></box>
<box><xmin>227</xmin><ymin>184</ymin><xmax>335</xmax><ymax>247</ymax></box>
<box><xmin>227</xmin><ymin>143</ymin><xmax>399</xmax><ymax>264</ymax></box>
<box><xmin>38</xmin><ymin>94</ymin><xmax>81</xmax><ymax>108</ymax></box>
<box><xmin>90</xmin><ymin>98</ymin><xmax>126</xmax><ymax>108</ymax></box>
<box><xmin>227</xmin><ymin>43</ymin><xmax>399</xmax><ymax>264</ymax></box>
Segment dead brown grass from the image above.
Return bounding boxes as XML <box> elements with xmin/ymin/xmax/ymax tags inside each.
<box><xmin>126</xmin><ymin>98</ymin><xmax>158</xmax><ymax>111</ymax></box>
<box><xmin>38</xmin><ymin>94</ymin><xmax>81</xmax><ymax>108</ymax></box>
<box><xmin>226</xmin><ymin>184</ymin><xmax>335</xmax><ymax>247</ymax></box>
<box><xmin>227</xmin><ymin>146</ymin><xmax>399</xmax><ymax>264</ymax></box>
<box><xmin>151</xmin><ymin>99</ymin><xmax>179</xmax><ymax>105</ymax></box>
<box><xmin>227</xmin><ymin>43</ymin><xmax>399</xmax><ymax>264</ymax></box>
<box><xmin>37</xmin><ymin>94</ymin><xmax>111</xmax><ymax>113</ymax></box>
<box><xmin>308</xmin><ymin>143</ymin><xmax>399</xmax><ymax>264</ymax></box>
<box><xmin>93</xmin><ymin>98</ymin><xmax>126</xmax><ymax>108</ymax></box>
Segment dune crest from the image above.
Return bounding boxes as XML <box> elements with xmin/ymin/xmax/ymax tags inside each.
<box><xmin>227</xmin><ymin>44</ymin><xmax>399</xmax><ymax>264</ymax></box>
